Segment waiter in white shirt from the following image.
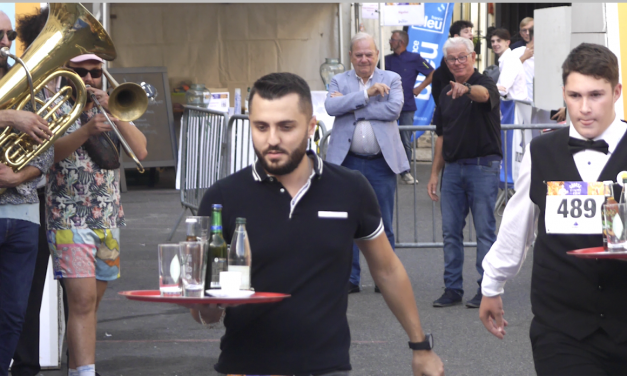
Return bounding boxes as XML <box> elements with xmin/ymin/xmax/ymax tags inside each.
<box><xmin>479</xmin><ymin>43</ymin><xmax>627</xmax><ymax>375</ymax></box>
<box><xmin>490</xmin><ymin>28</ymin><xmax>528</xmax><ymax>102</ymax></box>
<box><xmin>512</xmin><ymin>27</ymin><xmax>534</xmax><ymax>103</ymax></box>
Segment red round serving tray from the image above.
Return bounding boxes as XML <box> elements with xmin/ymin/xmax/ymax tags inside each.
<box><xmin>567</xmin><ymin>247</ymin><xmax>627</xmax><ymax>260</ymax></box>
<box><xmin>119</xmin><ymin>290</ymin><xmax>290</xmax><ymax>305</ymax></box>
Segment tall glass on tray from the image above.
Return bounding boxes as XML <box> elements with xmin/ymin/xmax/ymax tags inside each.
<box><xmin>208</xmin><ymin>204</ymin><xmax>228</xmax><ymax>289</ymax></box>
<box><xmin>603</xmin><ymin>203</ymin><xmax>627</xmax><ymax>251</ymax></box>
<box><xmin>186</xmin><ymin>216</ymin><xmax>211</xmax><ymax>291</ymax></box>
<box><xmin>158</xmin><ymin>243</ymin><xmax>182</xmax><ymax>296</ymax></box>
<box><xmin>179</xmin><ymin>241</ymin><xmax>206</xmax><ymax>297</ymax></box>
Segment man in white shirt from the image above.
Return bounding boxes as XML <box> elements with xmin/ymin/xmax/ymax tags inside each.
<box><xmin>512</xmin><ymin>27</ymin><xmax>534</xmax><ymax>102</ymax></box>
<box><xmin>479</xmin><ymin>43</ymin><xmax>627</xmax><ymax>375</ymax></box>
<box><xmin>490</xmin><ymin>28</ymin><xmax>528</xmax><ymax>102</ymax></box>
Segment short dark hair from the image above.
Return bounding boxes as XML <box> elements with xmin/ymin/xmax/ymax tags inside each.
<box><xmin>490</xmin><ymin>28</ymin><xmax>511</xmax><ymax>41</ymax></box>
<box><xmin>17</xmin><ymin>7</ymin><xmax>48</xmax><ymax>49</ymax></box>
<box><xmin>562</xmin><ymin>43</ymin><xmax>619</xmax><ymax>88</ymax></box>
<box><xmin>449</xmin><ymin>20</ymin><xmax>473</xmax><ymax>37</ymax></box>
<box><xmin>392</xmin><ymin>30</ymin><xmax>409</xmax><ymax>46</ymax></box>
<box><xmin>249</xmin><ymin>72</ymin><xmax>313</xmax><ymax>118</ymax></box>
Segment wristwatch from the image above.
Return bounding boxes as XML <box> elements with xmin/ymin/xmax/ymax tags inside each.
<box><xmin>408</xmin><ymin>333</ymin><xmax>434</xmax><ymax>351</ymax></box>
<box><xmin>463</xmin><ymin>82</ymin><xmax>472</xmax><ymax>96</ymax></box>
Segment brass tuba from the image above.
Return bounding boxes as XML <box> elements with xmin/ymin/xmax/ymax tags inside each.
<box><xmin>0</xmin><ymin>3</ymin><xmax>116</xmax><ymax>192</ymax></box>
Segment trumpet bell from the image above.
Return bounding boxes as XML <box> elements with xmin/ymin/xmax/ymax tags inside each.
<box><xmin>108</xmin><ymin>82</ymin><xmax>149</xmax><ymax>122</ymax></box>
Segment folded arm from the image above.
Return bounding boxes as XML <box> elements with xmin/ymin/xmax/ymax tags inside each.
<box><xmin>324</xmin><ymin>77</ymin><xmax>368</xmax><ymax>116</ymax></box>
<box><xmin>354</xmin><ymin>75</ymin><xmax>404</xmax><ymax>122</ymax></box>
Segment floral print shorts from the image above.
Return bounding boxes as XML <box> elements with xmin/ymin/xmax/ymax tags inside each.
<box><xmin>48</xmin><ymin>228</ymin><xmax>121</xmax><ymax>281</ymax></box>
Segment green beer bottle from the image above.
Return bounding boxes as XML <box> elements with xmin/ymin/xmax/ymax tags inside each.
<box><xmin>208</xmin><ymin>204</ymin><xmax>228</xmax><ymax>289</ymax></box>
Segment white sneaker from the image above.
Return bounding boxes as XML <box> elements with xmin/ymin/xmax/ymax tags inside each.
<box><xmin>401</xmin><ymin>173</ymin><xmax>417</xmax><ymax>184</ymax></box>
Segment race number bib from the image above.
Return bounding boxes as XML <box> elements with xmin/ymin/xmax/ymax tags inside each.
<box><xmin>545</xmin><ymin>181</ymin><xmax>605</xmax><ymax>234</ymax></box>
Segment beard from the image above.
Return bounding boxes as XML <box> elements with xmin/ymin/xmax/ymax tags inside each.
<box><xmin>254</xmin><ymin>134</ymin><xmax>309</xmax><ymax>176</ymax></box>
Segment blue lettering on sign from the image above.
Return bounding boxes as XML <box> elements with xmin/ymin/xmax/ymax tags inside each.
<box><xmin>410</xmin><ymin>3</ymin><xmax>450</xmax><ymax>34</ymax></box>
<box><xmin>406</xmin><ymin>3</ymin><xmax>454</xmax><ymax>134</ymax></box>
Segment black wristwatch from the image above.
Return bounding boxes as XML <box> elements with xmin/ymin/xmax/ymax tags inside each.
<box><xmin>408</xmin><ymin>333</ymin><xmax>434</xmax><ymax>351</ymax></box>
<box><xmin>463</xmin><ymin>82</ymin><xmax>472</xmax><ymax>95</ymax></box>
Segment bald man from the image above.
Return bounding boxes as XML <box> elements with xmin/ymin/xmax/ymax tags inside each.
<box><xmin>0</xmin><ymin>10</ymin><xmax>55</xmax><ymax>376</ymax></box>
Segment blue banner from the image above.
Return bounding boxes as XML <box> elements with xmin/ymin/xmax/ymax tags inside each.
<box><xmin>407</xmin><ymin>3</ymin><xmax>454</xmax><ymax>139</ymax></box>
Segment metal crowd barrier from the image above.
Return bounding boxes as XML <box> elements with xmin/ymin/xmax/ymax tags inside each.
<box><xmin>393</xmin><ymin>123</ymin><xmax>567</xmax><ymax>249</ymax></box>
<box><xmin>169</xmin><ymin>105</ymin><xmax>229</xmax><ymax>240</ymax></box>
<box><xmin>222</xmin><ymin>114</ymin><xmax>254</xmax><ymax>179</ymax></box>
<box><xmin>171</xmin><ymin>106</ymin><xmax>564</xmax><ymax>248</ymax></box>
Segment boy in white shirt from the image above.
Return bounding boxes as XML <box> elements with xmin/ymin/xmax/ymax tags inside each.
<box><xmin>479</xmin><ymin>43</ymin><xmax>627</xmax><ymax>375</ymax></box>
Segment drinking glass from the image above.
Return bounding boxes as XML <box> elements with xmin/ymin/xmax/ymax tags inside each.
<box><xmin>603</xmin><ymin>203</ymin><xmax>627</xmax><ymax>251</ymax></box>
<box><xmin>179</xmin><ymin>241</ymin><xmax>206</xmax><ymax>297</ymax></box>
<box><xmin>158</xmin><ymin>244</ymin><xmax>182</xmax><ymax>296</ymax></box>
<box><xmin>186</xmin><ymin>216</ymin><xmax>211</xmax><ymax>241</ymax></box>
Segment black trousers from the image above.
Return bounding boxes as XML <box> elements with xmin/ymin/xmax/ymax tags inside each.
<box><xmin>530</xmin><ymin>317</ymin><xmax>627</xmax><ymax>376</ymax></box>
<box><xmin>11</xmin><ymin>195</ymin><xmax>49</xmax><ymax>376</ymax></box>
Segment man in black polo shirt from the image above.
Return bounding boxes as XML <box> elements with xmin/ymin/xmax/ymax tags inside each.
<box><xmin>480</xmin><ymin>43</ymin><xmax>627</xmax><ymax>375</ymax></box>
<box><xmin>427</xmin><ymin>37</ymin><xmax>501</xmax><ymax>309</ymax></box>
<box><xmin>190</xmin><ymin>73</ymin><xmax>444</xmax><ymax>376</ymax></box>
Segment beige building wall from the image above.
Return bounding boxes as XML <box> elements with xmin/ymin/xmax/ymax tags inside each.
<box><xmin>108</xmin><ymin>3</ymin><xmax>341</xmax><ymax>104</ymax></box>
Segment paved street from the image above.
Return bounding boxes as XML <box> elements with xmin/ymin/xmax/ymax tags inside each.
<box><xmin>38</xmin><ymin>163</ymin><xmax>535</xmax><ymax>376</ymax></box>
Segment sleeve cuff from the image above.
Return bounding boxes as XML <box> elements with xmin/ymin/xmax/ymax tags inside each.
<box><xmin>481</xmin><ymin>275</ymin><xmax>506</xmax><ymax>297</ymax></box>
<box><xmin>355</xmin><ymin>219</ymin><xmax>384</xmax><ymax>241</ymax></box>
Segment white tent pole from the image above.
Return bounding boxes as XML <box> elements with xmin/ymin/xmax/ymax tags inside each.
<box><xmin>379</xmin><ymin>3</ymin><xmax>385</xmax><ymax>70</ymax></box>
<box><xmin>339</xmin><ymin>3</ymin><xmax>344</xmax><ymax>65</ymax></box>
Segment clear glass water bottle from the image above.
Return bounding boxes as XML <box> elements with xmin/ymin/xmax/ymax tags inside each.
<box><xmin>228</xmin><ymin>217</ymin><xmax>252</xmax><ymax>290</ymax></box>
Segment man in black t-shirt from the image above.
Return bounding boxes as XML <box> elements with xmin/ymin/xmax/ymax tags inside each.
<box><xmin>427</xmin><ymin>37</ymin><xmax>502</xmax><ymax>310</ymax></box>
<box><xmin>186</xmin><ymin>73</ymin><xmax>444</xmax><ymax>376</ymax></box>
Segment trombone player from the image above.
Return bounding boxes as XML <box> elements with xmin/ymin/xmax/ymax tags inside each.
<box><xmin>0</xmin><ymin>10</ymin><xmax>55</xmax><ymax>376</ymax></box>
<box><xmin>45</xmin><ymin>53</ymin><xmax>147</xmax><ymax>376</ymax></box>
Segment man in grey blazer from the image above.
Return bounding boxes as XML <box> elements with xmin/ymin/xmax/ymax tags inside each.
<box><xmin>325</xmin><ymin>32</ymin><xmax>408</xmax><ymax>293</ymax></box>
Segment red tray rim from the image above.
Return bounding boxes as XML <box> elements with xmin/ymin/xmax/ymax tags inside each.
<box><xmin>567</xmin><ymin>247</ymin><xmax>627</xmax><ymax>259</ymax></box>
<box><xmin>118</xmin><ymin>290</ymin><xmax>290</xmax><ymax>304</ymax></box>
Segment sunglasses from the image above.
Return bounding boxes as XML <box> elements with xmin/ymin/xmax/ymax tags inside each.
<box><xmin>0</xmin><ymin>30</ymin><xmax>17</xmax><ymax>41</ymax></box>
<box><xmin>67</xmin><ymin>67</ymin><xmax>103</xmax><ymax>78</ymax></box>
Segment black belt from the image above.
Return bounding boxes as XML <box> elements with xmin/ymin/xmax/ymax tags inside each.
<box><xmin>348</xmin><ymin>151</ymin><xmax>383</xmax><ymax>160</ymax></box>
<box><xmin>453</xmin><ymin>155</ymin><xmax>501</xmax><ymax>167</ymax></box>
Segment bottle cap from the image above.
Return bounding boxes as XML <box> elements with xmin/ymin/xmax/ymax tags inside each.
<box><xmin>617</xmin><ymin>171</ymin><xmax>627</xmax><ymax>186</ymax></box>
<box><xmin>235</xmin><ymin>217</ymin><xmax>246</xmax><ymax>224</ymax></box>
<box><xmin>212</xmin><ymin>204</ymin><xmax>223</xmax><ymax>210</ymax></box>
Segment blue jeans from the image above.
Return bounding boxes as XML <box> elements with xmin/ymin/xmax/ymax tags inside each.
<box><xmin>0</xmin><ymin>218</ymin><xmax>39</xmax><ymax>376</ymax></box>
<box><xmin>398</xmin><ymin>111</ymin><xmax>415</xmax><ymax>174</ymax></box>
<box><xmin>440</xmin><ymin>161</ymin><xmax>499</xmax><ymax>296</ymax></box>
<box><xmin>342</xmin><ymin>153</ymin><xmax>396</xmax><ymax>285</ymax></box>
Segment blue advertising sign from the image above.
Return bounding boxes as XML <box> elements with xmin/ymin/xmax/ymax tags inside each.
<box><xmin>407</xmin><ymin>3</ymin><xmax>454</xmax><ymax>138</ymax></box>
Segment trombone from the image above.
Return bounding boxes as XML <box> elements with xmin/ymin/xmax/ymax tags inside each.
<box><xmin>87</xmin><ymin>68</ymin><xmax>154</xmax><ymax>173</ymax></box>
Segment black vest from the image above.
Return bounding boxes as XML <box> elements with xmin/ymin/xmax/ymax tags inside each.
<box><xmin>529</xmin><ymin>127</ymin><xmax>627</xmax><ymax>343</ymax></box>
